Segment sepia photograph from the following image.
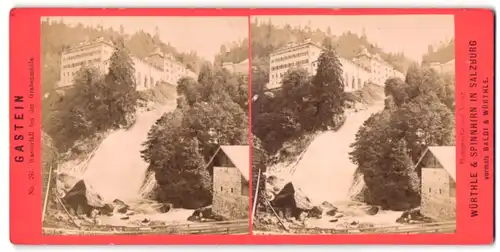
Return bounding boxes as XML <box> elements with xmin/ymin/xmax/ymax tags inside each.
<box><xmin>251</xmin><ymin>15</ymin><xmax>456</xmax><ymax>234</ymax></box>
<box><xmin>41</xmin><ymin>16</ymin><xmax>250</xmax><ymax>235</ymax></box>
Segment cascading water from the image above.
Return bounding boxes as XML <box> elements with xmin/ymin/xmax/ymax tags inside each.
<box><xmin>275</xmin><ymin>100</ymin><xmax>405</xmax><ymax>227</ymax></box>
<box><xmin>78</xmin><ymin>101</ymin><xmax>175</xmax><ymax>203</ymax></box>
<box><xmin>287</xmin><ymin>100</ymin><xmax>385</xmax><ymax>205</ymax></box>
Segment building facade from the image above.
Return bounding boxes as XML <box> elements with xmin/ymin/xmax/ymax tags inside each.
<box><xmin>222</xmin><ymin>59</ymin><xmax>249</xmax><ymax>75</ymax></box>
<box><xmin>58</xmin><ymin>37</ymin><xmax>197</xmax><ymax>90</ymax></box>
<box><xmin>268</xmin><ymin>40</ymin><xmax>323</xmax><ymax>90</ymax></box>
<box><xmin>267</xmin><ymin>40</ymin><xmax>405</xmax><ymax>91</ymax></box>
<box><xmin>430</xmin><ymin>59</ymin><xmax>455</xmax><ymax>75</ymax></box>
<box><xmin>415</xmin><ymin>146</ymin><xmax>456</xmax><ymax>221</ymax></box>
<box><xmin>211</xmin><ymin>145</ymin><xmax>249</xmax><ymax>220</ymax></box>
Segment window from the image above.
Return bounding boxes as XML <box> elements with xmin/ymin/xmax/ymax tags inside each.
<box><xmin>352</xmin><ymin>79</ymin><xmax>355</xmax><ymax>89</ymax></box>
<box><xmin>439</xmin><ymin>189</ymin><xmax>442</xmax><ymax>194</ymax></box>
<box><xmin>428</xmin><ymin>188</ymin><xmax>431</xmax><ymax>193</ymax></box>
<box><xmin>220</xmin><ymin>187</ymin><xmax>223</xmax><ymax>192</ymax></box>
<box><xmin>230</xmin><ymin>188</ymin><xmax>234</xmax><ymax>193</ymax></box>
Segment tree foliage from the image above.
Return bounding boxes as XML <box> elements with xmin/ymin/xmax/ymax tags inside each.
<box><xmin>44</xmin><ymin>43</ymin><xmax>139</xmax><ymax>154</ymax></box>
<box><xmin>252</xmin><ymin>48</ymin><xmax>346</xmax><ymax>155</ymax></box>
<box><xmin>311</xmin><ymin>45</ymin><xmax>345</xmax><ymax>128</ymax></box>
<box><xmin>349</xmin><ymin>65</ymin><xmax>455</xmax><ymax>210</ymax></box>
<box><xmin>141</xmin><ymin>67</ymin><xmax>248</xmax><ymax>209</ymax></box>
<box><xmin>41</xmin><ymin>19</ymin><xmax>205</xmax><ymax>96</ymax></box>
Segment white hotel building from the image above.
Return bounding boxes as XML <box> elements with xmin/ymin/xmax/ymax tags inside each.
<box><xmin>58</xmin><ymin>37</ymin><xmax>197</xmax><ymax>91</ymax></box>
<box><xmin>267</xmin><ymin>40</ymin><xmax>405</xmax><ymax>91</ymax></box>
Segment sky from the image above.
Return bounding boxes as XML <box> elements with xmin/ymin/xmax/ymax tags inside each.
<box><xmin>54</xmin><ymin>16</ymin><xmax>248</xmax><ymax>62</ymax></box>
<box><xmin>253</xmin><ymin>15</ymin><xmax>454</xmax><ymax>62</ymax></box>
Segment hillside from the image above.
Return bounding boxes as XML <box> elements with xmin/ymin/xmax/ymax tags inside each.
<box><xmin>249</xmin><ymin>20</ymin><xmax>414</xmax><ymax>93</ymax></box>
<box><xmin>213</xmin><ymin>39</ymin><xmax>249</xmax><ymax>66</ymax></box>
<box><xmin>41</xmin><ymin>19</ymin><xmax>207</xmax><ymax>95</ymax></box>
<box><xmin>422</xmin><ymin>38</ymin><xmax>455</xmax><ymax>64</ymax></box>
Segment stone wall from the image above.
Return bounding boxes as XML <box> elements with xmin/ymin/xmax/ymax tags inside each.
<box><xmin>421</xmin><ymin>168</ymin><xmax>456</xmax><ymax>221</ymax></box>
<box><xmin>213</xmin><ymin>166</ymin><xmax>249</xmax><ymax>219</ymax></box>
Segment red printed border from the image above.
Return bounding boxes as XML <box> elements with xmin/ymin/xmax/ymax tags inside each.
<box><xmin>9</xmin><ymin>8</ymin><xmax>494</xmax><ymax>245</ymax></box>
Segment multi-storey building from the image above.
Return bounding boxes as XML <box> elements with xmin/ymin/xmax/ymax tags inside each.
<box><xmin>222</xmin><ymin>59</ymin><xmax>249</xmax><ymax>76</ymax></box>
<box><xmin>353</xmin><ymin>47</ymin><xmax>406</xmax><ymax>85</ymax></box>
<box><xmin>268</xmin><ymin>40</ymin><xmax>323</xmax><ymax>90</ymax></box>
<box><xmin>429</xmin><ymin>59</ymin><xmax>455</xmax><ymax>75</ymax></box>
<box><xmin>267</xmin><ymin>40</ymin><xmax>405</xmax><ymax>91</ymax></box>
<box><xmin>222</xmin><ymin>59</ymin><xmax>249</xmax><ymax>83</ymax></box>
<box><xmin>59</xmin><ymin>37</ymin><xmax>115</xmax><ymax>88</ymax></box>
<box><xmin>58</xmin><ymin>37</ymin><xmax>197</xmax><ymax>91</ymax></box>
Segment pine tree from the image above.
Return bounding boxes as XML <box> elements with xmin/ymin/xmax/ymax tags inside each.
<box><xmin>104</xmin><ymin>37</ymin><xmax>137</xmax><ymax>128</ymax></box>
<box><xmin>311</xmin><ymin>45</ymin><xmax>345</xmax><ymax>129</ymax></box>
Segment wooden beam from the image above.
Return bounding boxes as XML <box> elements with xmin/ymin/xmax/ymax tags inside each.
<box><xmin>55</xmin><ymin>196</ymin><xmax>81</xmax><ymax>229</ymax></box>
<box><xmin>42</xmin><ymin>156</ymin><xmax>55</xmax><ymax>223</ymax></box>
<box><xmin>251</xmin><ymin>167</ymin><xmax>261</xmax><ymax>220</ymax></box>
<box><xmin>264</xmin><ymin>197</ymin><xmax>289</xmax><ymax>232</ymax></box>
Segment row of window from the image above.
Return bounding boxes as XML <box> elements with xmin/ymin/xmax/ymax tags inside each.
<box><xmin>271</xmin><ymin>59</ymin><xmax>310</xmax><ymax>71</ymax></box>
<box><xmin>63</xmin><ymin>58</ymin><xmax>101</xmax><ymax>69</ymax></box>
<box><xmin>63</xmin><ymin>49</ymin><xmax>102</xmax><ymax>62</ymax></box>
<box><xmin>137</xmin><ymin>75</ymin><xmax>157</xmax><ymax>89</ymax></box>
<box><xmin>271</xmin><ymin>51</ymin><xmax>310</xmax><ymax>63</ymax></box>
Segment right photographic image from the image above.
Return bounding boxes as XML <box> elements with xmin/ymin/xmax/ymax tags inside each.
<box><xmin>251</xmin><ymin>15</ymin><xmax>456</xmax><ymax>235</ymax></box>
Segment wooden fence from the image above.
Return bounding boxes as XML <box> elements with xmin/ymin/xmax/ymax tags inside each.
<box><xmin>43</xmin><ymin>219</ymin><xmax>249</xmax><ymax>235</ymax></box>
<box><xmin>292</xmin><ymin>221</ymin><xmax>456</xmax><ymax>234</ymax></box>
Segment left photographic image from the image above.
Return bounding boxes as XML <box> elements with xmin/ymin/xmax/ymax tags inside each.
<box><xmin>41</xmin><ymin>16</ymin><xmax>250</xmax><ymax>235</ymax></box>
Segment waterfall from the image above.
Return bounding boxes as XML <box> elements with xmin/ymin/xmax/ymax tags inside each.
<box><xmin>82</xmin><ymin>102</ymin><xmax>174</xmax><ymax>202</ymax></box>
<box><xmin>56</xmin><ymin>101</ymin><xmax>175</xmax><ymax>203</ymax></box>
<box><xmin>287</xmin><ymin>101</ymin><xmax>385</xmax><ymax>205</ymax></box>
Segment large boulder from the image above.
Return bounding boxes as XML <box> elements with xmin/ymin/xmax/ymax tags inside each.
<box><xmin>201</xmin><ymin>206</ymin><xmax>213</xmax><ymax>219</ymax></box>
<box><xmin>112</xmin><ymin>199</ymin><xmax>130</xmax><ymax>214</ymax></box>
<box><xmin>308</xmin><ymin>206</ymin><xmax>323</xmax><ymax>219</ymax></box>
<box><xmin>364</xmin><ymin>206</ymin><xmax>380</xmax><ymax>216</ymax></box>
<box><xmin>321</xmin><ymin>201</ymin><xmax>335</xmax><ymax>209</ymax></box>
<box><xmin>99</xmin><ymin>204</ymin><xmax>115</xmax><ymax>216</ymax></box>
<box><xmin>62</xmin><ymin>179</ymin><xmax>105</xmax><ymax>217</ymax></box>
<box><xmin>326</xmin><ymin>208</ymin><xmax>338</xmax><ymax>216</ymax></box>
<box><xmin>158</xmin><ymin>203</ymin><xmax>173</xmax><ymax>213</ymax></box>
